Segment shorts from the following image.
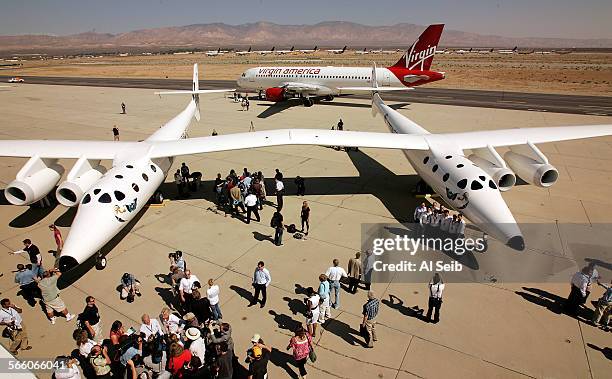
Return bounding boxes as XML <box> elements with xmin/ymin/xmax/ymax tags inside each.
<box><xmin>307</xmin><ymin>309</ymin><xmax>320</xmax><ymax>325</ymax></box>
<box><xmin>45</xmin><ymin>296</ymin><xmax>66</xmax><ymax>312</ymax></box>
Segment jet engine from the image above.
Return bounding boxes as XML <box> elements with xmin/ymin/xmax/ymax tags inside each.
<box><xmin>5</xmin><ymin>156</ymin><xmax>65</xmax><ymax>206</ymax></box>
<box><xmin>468</xmin><ymin>146</ymin><xmax>516</xmax><ymax>191</ymax></box>
<box><xmin>504</xmin><ymin>143</ymin><xmax>558</xmax><ymax>188</ymax></box>
<box><xmin>56</xmin><ymin>157</ymin><xmax>107</xmax><ymax>207</ymax></box>
<box><xmin>265</xmin><ymin>87</ymin><xmax>286</xmax><ymax>102</ymax></box>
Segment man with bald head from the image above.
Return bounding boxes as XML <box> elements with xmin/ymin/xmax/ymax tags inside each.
<box><xmin>139</xmin><ymin>313</ymin><xmax>162</xmax><ymax>340</ymax></box>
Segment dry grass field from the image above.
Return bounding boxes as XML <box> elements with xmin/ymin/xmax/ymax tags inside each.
<box><xmin>2</xmin><ymin>51</ymin><xmax>611</xmax><ymax>95</ymax></box>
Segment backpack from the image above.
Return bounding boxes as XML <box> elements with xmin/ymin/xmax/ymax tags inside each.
<box><xmin>287</xmin><ymin>224</ymin><xmax>297</xmax><ymax>233</ymax></box>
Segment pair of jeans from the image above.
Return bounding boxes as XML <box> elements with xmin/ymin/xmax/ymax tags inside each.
<box><xmin>211</xmin><ymin>303</ymin><xmax>223</xmax><ymax>320</ymax></box>
<box><xmin>274</xmin><ymin>227</ymin><xmax>283</xmax><ymax>245</ymax></box>
<box><xmin>246</xmin><ymin>206</ymin><xmax>260</xmax><ymax>223</ymax></box>
<box><xmin>426</xmin><ymin>297</ymin><xmax>442</xmax><ymax>322</ymax></box>
<box><xmin>252</xmin><ymin>283</ymin><xmax>267</xmax><ymax>305</ymax></box>
<box><xmin>330</xmin><ymin>280</ymin><xmax>341</xmax><ymax>308</ymax></box>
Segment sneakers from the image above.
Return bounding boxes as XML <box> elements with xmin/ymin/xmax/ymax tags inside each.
<box><xmin>50</xmin><ymin>316</ymin><xmax>56</xmax><ymax>325</ymax></box>
<box><xmin>66</xmin><ymin>313</ymin><xmax>75</xmax><ymax>322</ymax></box>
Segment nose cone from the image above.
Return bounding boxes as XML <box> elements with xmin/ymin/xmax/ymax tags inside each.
<box><xmin>506</xmin><ymin>235</ymin><xmax>525</xmax><ymax>251</ymax></box>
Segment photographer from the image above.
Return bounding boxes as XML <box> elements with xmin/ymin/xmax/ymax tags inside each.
<box><xmin>119</xmin><ymin>334</ymin><xmax>144</xmax><ymax>379</ymax></box>
<box><xmin>169</xmin><ymin>251</ymin><xmax>186</xmax><ymax>273</ymax></box>
<box><xmin>89</xmin><ymin>344</ymin><xmax>112</xmax><ymax>378</ymax></box>
<box><xmin>0</xmin><ymin>298</ymin><xmax>31</xmax><ymax>355</ymax></box>
<box><xmin>207</xmin><ymin>321</ymin><xmax>234</xmax><ymax>353</ymax></box>
<box><xmin>38</xmin><ymin>268</ymin><xmax>75</xmax><ymax>324</ymax></box>
<box><xmin>245</xmin><ymin>334</ymin><xmax>271</xmax><ymax>379</ymax></box>
<box><xmin>120</xmin><ymin>273</ymin><xmax>142</xmax><ymax>302</ymax></box>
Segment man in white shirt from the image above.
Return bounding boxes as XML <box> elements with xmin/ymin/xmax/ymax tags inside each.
<box><xmin>0</xmin><ymin>298</ymin><xmax>31</xmax><ymax>354</ymax></box>
<box><xmin>326</xmin><ymin>259</ymin><xmax>348</xmax><ymax>309</ymax></box>
<box><xmin>185</xmin><ymin>327</ymin><xmax>205</xmax><ymax>364</ymax></box>
<box><xmin>425</xmin><ymin>273</ymin><xmax>445</xmax><ymax>323</ymax></box>
<box><xmin>448</xmin><ymin>215</ymin><xmax>458</xmax><ymax>237</ymax></box>
<box><xmin>413</xmin><ymin>203</ymin><xmax>427</xmax><ymax>223</ymax></box>
<box><xmin>179</xmin><ymin>270</ymin><xmax>200</xmax><ymax>313</ymax></box>
<box><xmin>440</xmin><ymin>210</ymin><xmax>452</xmax><ymax>236</ymax></box>
<box><xmin>250</xmin><ymin>261</ymin><xmax>271</xmax><ymax>308</ymax></box>
<box><xmin>207</xmin><ymin>279</ymin><xmax>223</xmax><ymax>320</ymax></box>
<box><xmin>244</xmin><ymin>192</ymin><xmax>260</xmax><ymax>224</ymax></box>
<box><xmin>418</xmin><ymin>207</ymin><xmax>432</xmax><ymax>237</ymax></box>
<box><xmin>139</xmin><ymin>314</ymin><xmax>163</xmax><ymax>340</ymax></box>
<box><xmin>275</xmin><ymin>179</ymin><xmax>284</xmax><ymax>212</ymax></box>
<box><xmin>456</xmin><ymin>214</ymin><xmax>466</xmax><ymax>238</ymax></box>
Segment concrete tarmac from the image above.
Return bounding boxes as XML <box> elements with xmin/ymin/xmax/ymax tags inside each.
<box><xmin>0</xmin><ymin>84</ymin><xmax>611</xmax><ymax>378</ymax></box>
<box><xmin>1</xmin><ymin>75</ymin><xmax>611</xmax><ymax>116</ymax></box>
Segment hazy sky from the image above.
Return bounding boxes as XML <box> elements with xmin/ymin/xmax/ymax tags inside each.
<box><xmin>1</xmin><ymin>0</ymin><xmax>610</xmax><ymax>39</ymax></box>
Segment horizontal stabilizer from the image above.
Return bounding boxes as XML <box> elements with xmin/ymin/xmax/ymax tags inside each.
<box><xmin>154</xmin><ymin>89</ymin><xmax>235</xmax><ymax>96</ymax></box>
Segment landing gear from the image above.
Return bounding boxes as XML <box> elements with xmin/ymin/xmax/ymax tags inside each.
<box><xmin>258</xmin><ymin>90</ymin><xmax>265</xmax><ymax>100</ymax></box>
<box><xmin>95</xmin><ymin>252</ymin><xmax>107</xmax><ymax>270</ymax></box>
<box><xmin>324</xmin><ymin>95</ymin><xmax>334</xmax><ymax>101</ymax></box>
<box><xmin>302</xmin><ymin>98</ymin><xmax>314</xmax><ymax>107</ymax></box>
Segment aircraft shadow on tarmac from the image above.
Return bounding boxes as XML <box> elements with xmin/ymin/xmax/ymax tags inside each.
<box><xmin>256</xmin><ymin>99</ymin><xmax>410</xmax><ymax>119</ymax></box>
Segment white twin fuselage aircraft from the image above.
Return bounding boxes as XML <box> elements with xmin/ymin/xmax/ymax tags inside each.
<box><xmin>1</xmin><ymin>64</ymin><xmax>611</xmax><ymax>274</ymax></box>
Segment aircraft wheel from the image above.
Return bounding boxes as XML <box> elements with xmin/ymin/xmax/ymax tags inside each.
<box><xmin>325</xmin><ymin>95</ymin><xmax>334</xmax><ymax>101</ymax></box>
<box><xmin>258</xmin><ymin>91</ymin><xmax>265</xmax><ymax>100</ymax></box>
<box><xmin>303</xmin><ymin>98</ymin><xmax>314</xmax><ymax>107</ymax></box>
<box><xmin>95</xmin><ymin>255</ymin><xmax>107</xmax><ymax>270</ymax></box>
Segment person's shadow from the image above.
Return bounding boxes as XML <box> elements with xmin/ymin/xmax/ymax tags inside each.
<box><xmin>230</xmin><ymin>285</ymin><xmax>255</xmax><ymax>305</ymax></box>
<box><xmin>270</xmin><ymin>347</ymin><xmax>300</xmax><ymax>378</ymax></box>
<box><xmin>515</xmin><ymin>287</ymin><xmax>565</xmax><ymax>314</ymax></box>
<box><xmin>283</xmin><ymin>296</ymin><xmax>308</xmax><ymax>317</ymax></box>
<box><xmin>294</xmin><ymin>284</ymin><xmax>309</xmax><ymax>296</ymax></box>
<box><xmin>154</xmin><ymin>287</ymin><xmax>178</xmax><ymax>311</ymax></box>
<box><xmin>382</xmin><ymin>294</ymin><xmax>425</xmax><ymax>321</ymax></box>
<box><xmin>252</xmin><ymin>231</ymin><xmax>274</xmax><ymax>244</ymax></box>
<box><xmin>324</xmin><ymin>318</ymin><xmax>367</xmax><ymax>347</ymax></box>
<box><xmin>587</xmin><ymin>343</ymin><xmax>612</xmax><ymax>361</ymax></box>
<box><xmin>269</xmin><ymin>310</ymin><xmax>302</xmax><ymax>332</ymax></box>
<box><xmin>154</xmin><ymin>273</ymin><xmax>171</xmax><ymax>286</ymax></box>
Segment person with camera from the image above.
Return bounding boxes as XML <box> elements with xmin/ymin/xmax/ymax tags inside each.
<box><xmin>120</xmin><ymin>273</ymin><xmax>142</xmax><ymax>302</ymax></box>
<box><xmin>0</xmin><ymin>298</ymin><xmax>31</xmax><ymax>355</ymax></box>
<box><xmin>305</xmin><ymin>287</ymin><xmax>321</xmax><ymax>337</ymax></box>
<box><xmin>208</xmin><ymin>321</ymin><xmax>234</xmax><ymax>353</ymax></box>
<box><xmin>185</xmin><ymin>327</ymin><xmax>206</xmax><ymax>364</ymax></box>
<box><xmin>119</xmin><ymin>334</ymin><xmax>144</xmax><ymax>379</ymax></box>
<box><xmin>89</xmin><ymin>344</ymin><xmax>112</xmax><ymax>378</ymax></box>
<box><xmin>246</xmin><ymin>334</ymin><xmax>271</xmax><ymax>379</ymax></box>
<box><xmin>38</xmin><ymin>268</ymin><xmax>75</xmax><ymax>324</ymax></box>
<box><xmin>160</xmin><ymin>307</ymin><xmax>183</xmax><ymax>337</ymax></box>
<box><xmin>139</xmin><ymin>314</ymin><xmax>163</xmax><ymax>340</ymax></box>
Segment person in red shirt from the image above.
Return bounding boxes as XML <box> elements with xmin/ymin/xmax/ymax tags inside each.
<box><xmin>49</xmin><ymin>224</ymin><xmax>63</xmax><ymax>256</ymax></box>
<box><xmin>167</xmin><ymin>342</ymin><xmax>192</xmax><ymax>378</ymax></box>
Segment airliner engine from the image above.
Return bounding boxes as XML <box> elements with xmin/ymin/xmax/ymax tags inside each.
<box><xmin>5</xmin><ymin>156</ymin><xmax>64</xmax><ymax>205</ymax></box>
<box><xmin>56</xmin><ymin>157</ymin><xmax>107</xmax><ymax>207</ymax></box>
<box><xmin>503</xmin><ymin>143</ymin><xmax>558</xmax><ymax>187</ymax></box>
<box><xmin>468</xmin><ymin>146</ymin><xmax>516</xmax><ymax>191</ymax></box>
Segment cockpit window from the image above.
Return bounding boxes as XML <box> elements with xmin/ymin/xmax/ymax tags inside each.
<box><xmin>150</xmin><ymin>165</ymin><xmax>157</xmax><ymax>173</ymax></box>
<box><xmin>82</xmin><ymin>194</ymin><xmax>91</xmax><ymax>204</ymax></box>
<box><xmin>479</xmin><ymin>175</ymin><xmax>486</xmax><ymax>181</ymax></box>
<box><xmin>93</xmin><ymin>189</ymin><xmax>101</xmax><ymax>195</ymax></box>
<box><xmin>489</xmin><ymin>180</ymin><xmax>498</xmax><ymax>189</ymax></box>
<box><xmin>98</xmin><ymin>193</ymin><xmax>112</xmax><ymax>203</ymax></box>
<box><xmin>471</xmin><ymin>180</ymin><xmax>483</xmax><ymax>190</ymax></box>
<box><xmin>457</xmin><ymin>179</ymin><xmax>468</xmax><ymax>189</ymax></box>
<box><xmin>114</xmin><ymin>191</ymin><xmax>125</xmax><ymax>201</ymax></box>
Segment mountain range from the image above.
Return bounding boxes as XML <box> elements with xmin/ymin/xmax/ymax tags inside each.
<box><xmin>1</xmin><ymin>21</ymin><xmax>610</xmax><ymax>53</ymax></box>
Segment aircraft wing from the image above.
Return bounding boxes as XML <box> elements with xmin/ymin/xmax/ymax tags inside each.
<box><xmin>282</xmin><ymin>82</ymin><xmax>331</xmax><ymax>94</ymax></box>
<box><xmin>0</xmin><ymin>140</ymin><xmax>138</xmax><ymax>159</ymax></box>
<box><xmin>428</xmin><ymin>125</ymin><xmax>612</xmax><ymax>149</ymax></box>
<box><xmin>148</xmin><ymin>129</ymin><xmax>429</xmax><ymax>158</ymax></box>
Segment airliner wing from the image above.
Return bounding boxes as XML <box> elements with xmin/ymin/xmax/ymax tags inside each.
<box><xmin>282</xmin><ymin>82</ymin><xmax>330</xmax><ymax>93</ymax></box>
<box><xmin>428</xmin><ymin>125</ymin><xmax>612</xmax><ymax>149</ymax></box>
<box><xmin>338</xmin><ymin>86</ymin><xmax>413</xmax><ymax>92</ymax></box>
<box><xmin>0</xmin><ymin>140</ymin><xmax>137</xmax><ymax>159</ymax></box>
<box><xmin>148</xmin><ymin>129</ymin><xmax>429</xmax><ymax>158</ymax></box>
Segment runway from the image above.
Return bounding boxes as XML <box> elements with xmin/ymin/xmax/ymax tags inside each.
<box><xmin>1</xmin><ymin>75</ymin><xmax>611</xmax><ymax>116</ymax></box>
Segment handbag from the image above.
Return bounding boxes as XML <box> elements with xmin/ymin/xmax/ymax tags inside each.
<box><xmin>308</xmin><ymin>344</ymin><xmax>317</xmax><ymax>362</ymax></box>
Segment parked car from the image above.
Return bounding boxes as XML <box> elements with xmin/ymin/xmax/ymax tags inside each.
<box><xmin>8</xmin><ymin>77</ymin><xmax>24</xmax><ymax>83</ymax></box>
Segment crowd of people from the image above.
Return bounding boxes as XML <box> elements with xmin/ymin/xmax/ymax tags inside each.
<box><xmin>413</xmin><ymin>201</ymin><xmax>467</xmax><ymax>241</ymax></box>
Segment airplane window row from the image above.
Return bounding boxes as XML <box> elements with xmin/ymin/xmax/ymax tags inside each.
<box><xmin>82</xmin><ymin>163</ymin><xmax>155</xmax><ymax>205</ymax></box>
<box><xmin>256</xmin><ymin>74</ymin><xmax>371</xmax><ymax>80</ymax></box>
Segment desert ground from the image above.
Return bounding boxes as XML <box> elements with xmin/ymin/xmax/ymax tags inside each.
<box><xmin>1</xmin><ymin>51</ymin><xmax>611</xmax><ymax>96</ymax></box>
<box><xmin>0</xmin><ymin>83</ymin><xmax>611</xmax><ymax>378</ymax></box>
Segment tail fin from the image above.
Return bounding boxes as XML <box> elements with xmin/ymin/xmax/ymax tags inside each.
<box><xmin>271</xmin><ymin>46</ymin><xmax>275</xmax><ymax>52</ymax></box>
<box><xmin>154</xmin><ymin>64</ymin><xmax>235</xmax><ymax>121</ymax></box>
<box><xmin>342</xmin><ymin>45</ymin><xmax>347</xmax><ymax>53</ymax></box>
<box><xmin>290</xmin><ymin>46</ymin><xmax>294</xmax><ymax>51</ymax></box>
<box><xmin>314</xmin><ymin>46</ymin><xmax>318</xmax><ymax>51</ymax></box>
<box><xmin>248</xmin><ymin>46</ymin><xmax>251</xmax><ymax>52</ymax></box>
<box><xmin>391</xmin><ymin>24</ymin><xmax>444</xmax><ymax>70</ymax></box>
<box><xmin>192</xmin><ymin>64</ymin><xmax>200</xmax><ymax>121</ymax></box>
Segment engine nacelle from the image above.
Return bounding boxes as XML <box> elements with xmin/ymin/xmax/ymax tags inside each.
<box><xmin>468</xmin><ymin>155</ymin><xmax>516</xmax><ymax>192</ymax></box>
<box><xmin>265</xmin><ymin>87</ymin><xmax>286</xmax><ymax>102</ymax></box>
<box><xmin>56</xmin><ymin>157</ymin><xmax>107</xmax><ymax>207</ymax></box>
<box><xmin>504</xmin><ymin>151</ymin><xmax>558</xmax><ymax>187</ymax></box>
<box><xmin>5</xmin><ymin>156</ymin><xmax>64</xmax><ymax>206</ymax></box>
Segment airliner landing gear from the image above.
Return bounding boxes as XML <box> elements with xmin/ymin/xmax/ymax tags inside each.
<box><xmin>324</xmin><ymin>95</ymin><xmax>334</xmax><ymax>101</ymax></box>
<box><xmin>258</xmin><ymin>90</ymin><xmax>265</xmax><ymax>100</ymax></box>
<box><xmin>95</xmin><ymin>252</ymin><xmax>107</xmax><ymax>270</ymax></box>
<box><xmin>303</xmin><ymin>98</ymin><xmax>314</xmax><ymax>107</ymax></box>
